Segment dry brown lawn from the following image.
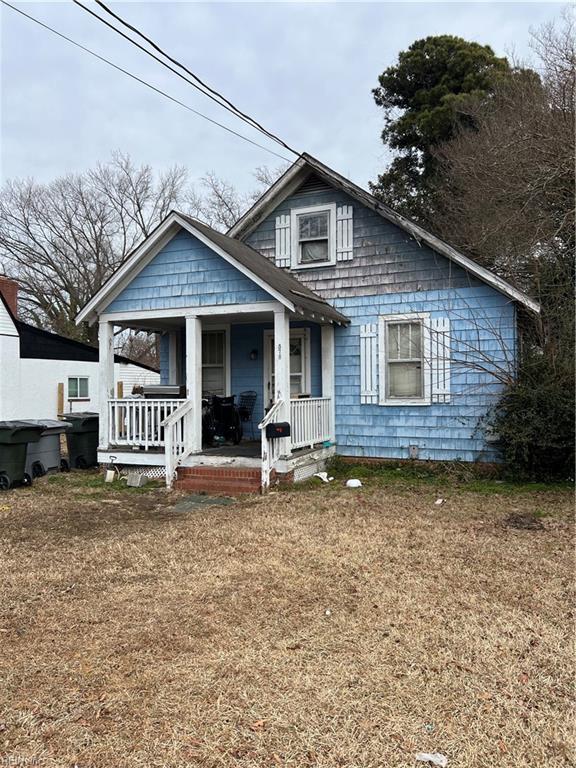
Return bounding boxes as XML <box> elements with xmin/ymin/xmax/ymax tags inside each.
<box><xmin>0</xmin><ymin>471</ymin><xmax>573</xmax><ymax>767</ymax></box>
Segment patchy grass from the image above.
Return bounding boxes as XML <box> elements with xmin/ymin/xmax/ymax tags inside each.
<box><xmin>326</xmin><ymin>456</ymin><xmax>574</xmax><ymax>495</ymax></box>
<box><xmin>0</xmin><ymin>471</ymin><xmax>573</xmax><ymax>767</ymax></box>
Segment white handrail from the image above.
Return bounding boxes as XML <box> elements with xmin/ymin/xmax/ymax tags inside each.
<box><xmin>259</xmin><ymin>399</ymin><xmax>285</xmax><ymax>490</ymax></box>
<box><xmin>161</xmin><ymin>399</ymin><xmax>195</xmax><ymax>489</ymax></box>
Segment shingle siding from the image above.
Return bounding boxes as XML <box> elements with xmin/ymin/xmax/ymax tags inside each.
<box><xmin>245</xmin><ymin>186</ymin><xmax>483</xmax><ymax>299</ymax></box>
<box><xmin>105</xmin><ymin>230</ymin><xmax>273</xmax><ymax>313</ymax></box>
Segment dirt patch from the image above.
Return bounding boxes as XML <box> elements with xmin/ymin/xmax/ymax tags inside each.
<box><xmin>0</xmin><ymin>472</ymin><xmax>573</xmax><ymax>767</ymax></box>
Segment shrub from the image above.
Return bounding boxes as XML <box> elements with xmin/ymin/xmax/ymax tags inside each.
<box><xmin>487</xmin><ymin>352</ymin><xmax>575</xmax><ymax>480</ymax></box>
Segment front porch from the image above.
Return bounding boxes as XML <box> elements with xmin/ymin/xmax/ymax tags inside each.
<box><xmin>97</xmin><ymin>304</ymin><xmax>337</xmax><ymax>490</ymax></box>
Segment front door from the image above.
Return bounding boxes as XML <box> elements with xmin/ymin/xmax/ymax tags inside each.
<box><xmin>263</xmin><ymin>328</ymin><xmax>311</xmax><ymax>407</ymax></box>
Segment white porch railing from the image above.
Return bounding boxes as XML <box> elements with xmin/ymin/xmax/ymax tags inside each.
<box><xmin>258</xmin><ymin>399</ymin><xmax>286</xmax><ymax>490</ymax></box>
<box><xmin>108</xmin><ymin>398</ymin><xmax>185</xmax><ymax>448</ymax></box>
<box><xmin>290</xmin><ymin>397</ymin><xmax>332</xmax><ymax>450</ymax></box>
<box><xmin>162</xmin><ymin>400</ymin><xmax>195</xmax><ymax>489</ymax></box>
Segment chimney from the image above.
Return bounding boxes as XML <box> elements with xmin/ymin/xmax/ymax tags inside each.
<box><xmin>0</xmin><ymin>275</ymin><xmax>18</xmax><ymax>317</ymax></box>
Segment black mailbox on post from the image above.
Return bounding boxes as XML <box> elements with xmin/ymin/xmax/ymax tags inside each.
<box><xmin>265</xmin><ymin>422</ymin><xmax>291</xmax><ymax>439</ymax></box>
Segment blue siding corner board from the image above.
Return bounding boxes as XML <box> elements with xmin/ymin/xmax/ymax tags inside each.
<box><xmin>105</xmin><ymin>230</ymin><xmax>272</xmax><ymax>313</ymax></box>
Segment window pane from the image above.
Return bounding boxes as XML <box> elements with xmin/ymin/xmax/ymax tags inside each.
<box><xmin>202</xmin><ymin>366</ymin><xmax>225</xmax><ymax>396</ymax></box>
<box><xmin>387</xmin><ymin>322</ymin><xmax>422</xmax><ymax>360</ymax></box>
<box><xmin>409</xmin><ymin>323</ymin><xmax>422</xmax><ymax>358</ymax></box>
<box><xmin>290</xmin><ymin>338</ymin><xmax>303</xmax><ymax>373</ymax></box>
<box><xmin>300</xmin><ymin>240</ymin><xmax>328</xmax><ymax>263</ymax></box>
<box><xmin>68</xmin><ymin>378</ymin><xmax>78</xmax><ymax>398</ymax></box>
<box><xmin>202</xmin><ymin>331</ymin><xmax>224</xmax><ymax>365</ymax></box>
<box><xmin>388</xmin><ymin>362</ymin><xmax>422</xmax><ymax>398</ymax></box>
<box><xmin>387</xmin><ymin>324</ymin><xmax>400</xmax><ymax>360</ymax></box>
<box><xmin>298</xmin><ymin>212</ymin><xmax>328</xmax><ymax>240</ymax></box>
<box><xmin>79</xmin><ymin>378</ymin><xmax>89</xmax><ymax>398</ymax></box>
<box><xmin>290</xmin><ymin>374</ymin><xmax>303</xmax><ymax>396</ymax></box>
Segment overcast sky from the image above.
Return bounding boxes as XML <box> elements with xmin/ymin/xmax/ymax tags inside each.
<box><xmin>0</xmin><ymin>1</ymin><xmax>565</xmax><ymax>194</ymax></box>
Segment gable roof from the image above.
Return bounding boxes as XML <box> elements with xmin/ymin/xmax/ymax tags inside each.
<box><xmin>76</xmin><ymin>211</ymin><xmax>349</xmax><ymax>326</ymax></box>
<box><xmin>228</xmin><ymin>153</ymin><xmax>540</xmax><ymax>314</ymax></box>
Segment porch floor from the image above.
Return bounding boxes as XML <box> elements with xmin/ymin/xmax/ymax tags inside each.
<box><xmin>200</xmin><ymin>440</ymin><xmax>260</xmax><ymax>459</ymax></box>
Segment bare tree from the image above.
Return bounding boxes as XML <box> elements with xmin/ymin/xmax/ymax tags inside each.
<box><xmin>430</xmin><ymin>13</ymin><xmax>575</xmax><ymax>476</ymax></box>
<box><xmin>0</xmin><ymin>152</ymin><xmax>189</xmax><ymax>343</ymax></box>
<box><xmin>187</xmin><ymin>164</ymin><xmax>289</xmax><ymax>231</ymax></box>
<box><xmin>116</xmin><ymin>329</ymin><xmax>159</xmax><ymax>369</ymax></box>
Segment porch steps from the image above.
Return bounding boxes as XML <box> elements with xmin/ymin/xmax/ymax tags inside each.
<box><xmin>174</xmin><ymin>465</ymin><xmax>261</xmax><ymax>495</ymax></box>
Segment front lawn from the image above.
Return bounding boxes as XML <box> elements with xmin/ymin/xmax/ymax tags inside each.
<box><xmin>0</xmin><ymin>470</ymin><xmax>573</xmax><ymax>767</ymax></box>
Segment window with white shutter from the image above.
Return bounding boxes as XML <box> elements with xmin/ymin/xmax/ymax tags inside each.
<box><xmin>376</xmin><ymin>313</ymin><xmax>451</xmax><ymax>406</ymax></box>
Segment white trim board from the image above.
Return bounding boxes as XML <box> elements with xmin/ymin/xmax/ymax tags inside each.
<box><xmin>228</xmin><ymin>153</ymin><xmax>540</xmax><ymax>315</ymax></box>
<box><xmin>99</xmin><ymin>301</ymin><xmax>284</xmax><ymax>325</ymax></box>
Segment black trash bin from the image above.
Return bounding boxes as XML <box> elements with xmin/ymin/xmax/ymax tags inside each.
<box><xmin>0</xmin><ymin>421</ymin><xmax>44</xmax><ymax>490</ymax></box>
<box><xmin>23</xmin><ymin>419</ymin><xmax>72</xmax><ymax>477</ymax></box>
<box><xmin>61</xmin><ymin>412</ymin><xmax>99</xmax><ymax>469</ymax></box>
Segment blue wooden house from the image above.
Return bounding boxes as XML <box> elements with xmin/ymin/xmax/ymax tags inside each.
<box><xmin>77</xmin><ymin>154</ymin><xmax>538</xmax><ymax>491</ymax></box>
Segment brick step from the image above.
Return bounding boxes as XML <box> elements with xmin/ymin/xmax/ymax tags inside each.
<box><xmin>177</xmin><ymin>466</ymin><xmax>261</xmax><ymax>480</ymax></box>
<box><xmin>174</xmin><ymin>477</ymin><xmax>261</xmax><ymax>495</ymax></box>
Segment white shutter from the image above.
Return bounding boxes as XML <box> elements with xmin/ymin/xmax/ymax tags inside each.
<box><xmin>275</xmin><ymin>214</ymin><xmax>291</xmax><ymax>268</ymax></box>
<box><xmin>360</xmin><ymin>323</ymin><xmax>378</xmax><ymax>404</ymax></box>
<box><xmin>336</xmin><ymin>205</ymin><xmax>353</xmax><ymax>262</ymax></box>
<box><xmin>430</xmin><ymin>317</ymin><xmax>451</xmax><ymax>403</ymax></box>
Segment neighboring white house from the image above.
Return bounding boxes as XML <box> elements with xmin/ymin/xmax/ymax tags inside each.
<box><xmin>0</xmin><ymin>277</ymin><xmax>159</xmax><ymax>421</ymax></box>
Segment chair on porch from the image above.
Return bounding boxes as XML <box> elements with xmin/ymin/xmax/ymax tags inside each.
<box><xmin>238</xmin><ymin>390</ymin><xmax>257</xmax><ymax>440</ymax></box>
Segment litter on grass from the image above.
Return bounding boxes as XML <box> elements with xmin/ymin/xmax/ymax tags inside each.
<box><xmin>314</xmin><ymin>472</ymin><xmax>334</xmax><ymax>483</ymax></box>
<box><xmin>415</xmin><ymin>752</ymin><xmax>448</xmax><ymax>767</ymax></box>
<box><xmin>346</xmin><ymin>479</ymin><xmax>362</xmax><ymax>488</ymax></box>
<box><xmin>434</xmin><ymin>498</ymin><xmax>445</xmax><ymax>506</ymax></box>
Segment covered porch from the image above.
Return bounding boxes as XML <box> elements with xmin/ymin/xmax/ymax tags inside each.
<box><xmin>97</xmin><ymin>302</ymin><xmax>337</xmax><ymax>488</ymax></box>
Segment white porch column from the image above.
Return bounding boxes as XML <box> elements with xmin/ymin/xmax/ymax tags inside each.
<box><xmin>185</xmin><ymin>315</ymin><xmax>202</xmax><ymax>452</ymax></box>
<box><xmin>321</xmin><ymin>324</ymin><xmax>336</xmax><ymax>443</ymax></box>
<box><xmin>273</xmin><ymin>308</ymin><xmax>291</xmax><ymax>453</ymax></box>
<box><xmin>168</xmin><ymin>330</ymin><xmax>179</xmax><ymax>384</ymax></box>
<box><xmin>98</xmin><ymin>319</ymin><xmax>115</xmax><ymax>449</ymax></box>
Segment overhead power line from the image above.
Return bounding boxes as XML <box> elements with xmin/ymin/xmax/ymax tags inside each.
<box><xmin>72</xmin><ymin>0</ymin><xmax>297</xmax><ymax>156</ymax></box>
<box><xmin>0</xmin><ymin>0</ymin><xmax>293</xmax><ymax>162</ymax></box>
<box><xmin>92</xmin><ymin>0</ymin><xmax>298</xmax><ymax>156</ymax></box>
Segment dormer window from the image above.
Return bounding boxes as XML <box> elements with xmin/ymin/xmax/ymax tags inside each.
<box><xmin>291</xmin><ymin>203</ymin><xmax>336</xmax><ymax>269</ymax></box>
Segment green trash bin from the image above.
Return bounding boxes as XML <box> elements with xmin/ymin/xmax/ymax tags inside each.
<box><xmin>61</xmin><ymin>412</ymin><xmax>99</xmax><ymax>469</ymax></box>
<box><xmin>0</xmin><ymin>421</ymin><xmax>44</xmax><ymax>490</ymax></box>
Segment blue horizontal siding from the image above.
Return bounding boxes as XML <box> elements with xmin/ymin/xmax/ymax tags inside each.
<box><xmin>105</xmin><ymin>230</ymin><xmax>272</xmax><ymax>313</ymax></box>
